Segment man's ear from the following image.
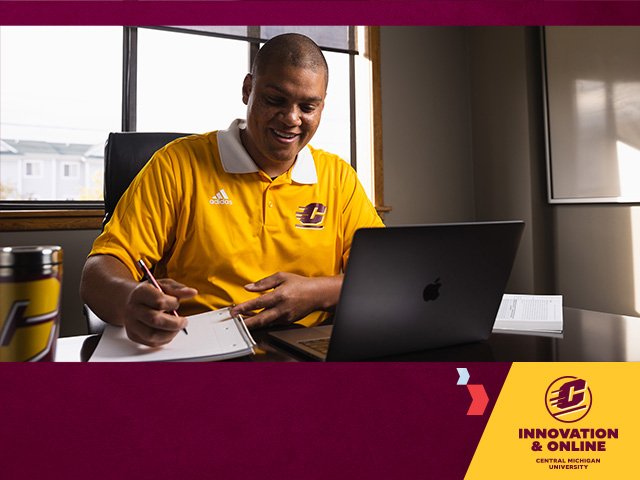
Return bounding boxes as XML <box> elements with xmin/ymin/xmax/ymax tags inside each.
<box><xmin>242</xmin><ymin>74</ymin><xmax>253</xmax><ymax>105</ymax></box>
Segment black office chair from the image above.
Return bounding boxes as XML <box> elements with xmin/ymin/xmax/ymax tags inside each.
<box><xmin>84</xmin><ymin>132</ymin><xmax>190</xmax><ymax>334</ymax></box>
<box><xmin>102</xmin><ymin>132</ymin><xmax>190</xmax><ymax>228</ymax></box>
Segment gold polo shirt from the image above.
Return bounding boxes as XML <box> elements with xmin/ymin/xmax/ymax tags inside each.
<box><xmin>89</xmin><ymin>119</ymin><xmax>384</xmax><ymax>326</ymax></box>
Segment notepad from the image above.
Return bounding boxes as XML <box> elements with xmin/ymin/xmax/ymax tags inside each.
<box><xmin>492</xmin><ymin>294</ymin><xmax>563</xmax><ymax>334</ymax></box>
<box><xmin>89</xmin><ymin>307</ymin><xmax>256</xmax><ymax>362</ymax></box>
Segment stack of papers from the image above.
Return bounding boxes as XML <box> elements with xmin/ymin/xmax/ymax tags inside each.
<box><xmin>493</xmin><ymin>294</ymin><xmax>563</xmax><ymax>334</ymax></box>
<box><xmin>89</xmin><ymin>307</ymin><xmax>256</xmax><ymax>362</ymax></box>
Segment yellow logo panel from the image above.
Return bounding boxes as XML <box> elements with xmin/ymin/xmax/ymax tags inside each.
<box><xmin>465</xmin><ymin>363</ymin><xmax>640</xmax><ymax>479</ymax></box>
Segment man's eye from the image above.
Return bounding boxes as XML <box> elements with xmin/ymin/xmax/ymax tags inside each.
<box><xmin>301</xmin><ymin>104</ymin><xmax>316</xmax><ymax>113</ymax></box>
<box><xmin>266</xmin><ymin>96</ymin><xmax>283</xmax><ymax>105</ymax></box>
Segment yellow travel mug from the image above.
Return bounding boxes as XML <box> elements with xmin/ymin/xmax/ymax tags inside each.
<box><xmin>0</xmin><ymin>246</ymin><xmax>63</xmax><ymax>361</ymax></box>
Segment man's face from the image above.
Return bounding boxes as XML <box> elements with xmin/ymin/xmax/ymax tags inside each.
<box><xmin>241</xmin><ymin>63</ymin><xmax>326</xmax><ymax>175</ymax></box>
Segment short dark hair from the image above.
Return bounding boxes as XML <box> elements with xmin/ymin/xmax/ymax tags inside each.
<box><xmin>251</xmin><ymin>33</ymin><xmax>328</xmax><ymax>86</ymax></box>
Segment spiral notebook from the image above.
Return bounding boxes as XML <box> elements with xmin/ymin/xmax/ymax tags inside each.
<box><xmin>89</xmin><ymin>307</ymin><xmax>255</xmax><ymax>362</ymax></box>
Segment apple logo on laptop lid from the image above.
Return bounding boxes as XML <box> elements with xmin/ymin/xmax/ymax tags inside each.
<box><xmin>423</xmin><ymin>277</ymin><xmax>442</xmax><ymax>302</ymax></box>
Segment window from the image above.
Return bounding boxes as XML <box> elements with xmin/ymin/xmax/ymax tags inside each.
<box><xmin>0</xmin><ymin>26</ymin><xmax>384</xmax><ymax>227</ymax></box>
<box><xmin>309</xmin><ymin>50</ymin><xmax>352</xmax><ymax>165</ymax></box>
<box><xmin>24</xmin><ymin>161</ymin><xmax>42</xmax><ymax>178</ymax></box>
<box><xmin>136</xmin><ymin>29</ymin><xmax>248</xmax><ymax>134</ymax></box>
<box><xmin>62</xmin><ymin>162</ymin><xmax>79</xmax><ymax>179</ymax></box>
<box><xmin>135</xmin><ymin>27</ymin><xmax>355</xmax><ymax>166</ymax></box>
<box><xmin>0</xmin><ymin>26</ymin><xmax>122</xmax><ymax>205</ymax></box>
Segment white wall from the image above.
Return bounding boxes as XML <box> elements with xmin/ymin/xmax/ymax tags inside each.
<box><xmin>465</xmin><ymin>27</ymin><xmax>639</xmax><ymax>316</ymax></box>
<box><xmin>467</xmin><ymin>27</ymin><xmax>554</xmax><ymax>294</ymax></box>
<box><xmin>379</xmin><ymin>26</ymin><xmax>552</xmax><ymax>294</ymax></box>
<box><xmin>380</xmin><ymin>26</ymin><xmax>638</xmax><ymax>317</ymax></box>
<box><xmin>380</xmin><ymin>27</ymin><xmax>475</xmax><ymax>226</ymax></box>
<box><xmin>554</xmin><ymin>206</ymin><xmax>640</xmax><ymax>316</ymax></box>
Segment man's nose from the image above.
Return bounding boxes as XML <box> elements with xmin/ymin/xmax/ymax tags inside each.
<box><xmin>280</xmin><ymin>106</ymin><xmax>303</xmax><ymax>126</ymax></box>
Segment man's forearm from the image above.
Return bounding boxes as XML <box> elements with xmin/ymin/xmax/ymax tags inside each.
<box><xmin>79</xmin><ymin>255</ymin><xmax>138</xmax><ymax>326</ymax></box>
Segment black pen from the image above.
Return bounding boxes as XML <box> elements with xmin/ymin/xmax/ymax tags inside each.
<box><xmin>137</xmin><ymin>259</ymin><xmax>188</xmax><ymax>335</ymax></box>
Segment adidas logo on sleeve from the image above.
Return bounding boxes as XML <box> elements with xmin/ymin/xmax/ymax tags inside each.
<box><xmin>209</xmin><ymin>189</ymin><xmax>233</xmax><ymax>205</ymax></box>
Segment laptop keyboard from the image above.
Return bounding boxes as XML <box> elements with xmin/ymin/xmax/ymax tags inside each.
<box><xmin>300</xmin><ymin>337</ymin><xmax>330</xmax><ymax>355</ymax></box>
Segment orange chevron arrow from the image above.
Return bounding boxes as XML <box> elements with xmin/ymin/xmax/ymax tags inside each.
<box><xmin>466</xmin><ymin>384</ymin><xmax>489</xmax><ymax>415</ymax></box>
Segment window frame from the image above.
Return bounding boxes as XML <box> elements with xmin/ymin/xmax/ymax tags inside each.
<box><xmin>0</xmin><ymin>26</ymin><xmax>387</xmax><ymax>231</ymax></box>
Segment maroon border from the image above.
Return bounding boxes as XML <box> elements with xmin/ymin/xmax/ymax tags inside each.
<box><xmin>0</xmin><ymin>362</ymin><xmax>511</xmax><ymax>479</ymax></box>
<box><xmin>1</xmin><ymin>1</ymin><xmax>640</xmax><ymax>26</ymax></box>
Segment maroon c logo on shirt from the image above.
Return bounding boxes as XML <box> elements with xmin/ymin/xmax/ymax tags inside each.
<box><xmin>296</xmin><ymin>203</ymin><xmax>327</xmax><ymax>229</ymax></box>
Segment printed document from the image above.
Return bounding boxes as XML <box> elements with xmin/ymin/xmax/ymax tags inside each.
<box><xmin>89</xmin><ymin>307</ymin><xmax>255</xmax><ymax>362</ymax></box>
<box><xmin>493</xmin><ymin>294</ymin><xmax>563</xmax><ymax>333</ymax></box>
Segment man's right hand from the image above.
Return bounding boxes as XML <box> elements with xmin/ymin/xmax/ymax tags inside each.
<box><xmin>80</xmin><ymin>255</ymin><xmax>197</xmax><ymax>347</ymax></box>
<box><xmin>123</xmin><ymin>278</ymin><xmax>197</xmax><ymax>347</ymax></box>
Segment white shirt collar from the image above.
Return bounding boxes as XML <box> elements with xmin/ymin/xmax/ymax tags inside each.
<box><xmin>216</xmin><ymin>119</ymin><xmax>318</xmax><ymax>184</ymax></box>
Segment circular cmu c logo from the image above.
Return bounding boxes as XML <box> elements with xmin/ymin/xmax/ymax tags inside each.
<box><xmin>545</xmin><ymin>376</ymin><xmax>592</xmax><ymax>423</ymax></box>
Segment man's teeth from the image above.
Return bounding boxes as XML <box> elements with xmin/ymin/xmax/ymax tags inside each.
<box><xmin>274</xmin><ymin>130</ymin><xmax>296</xmax><ymax>139</ymax></box>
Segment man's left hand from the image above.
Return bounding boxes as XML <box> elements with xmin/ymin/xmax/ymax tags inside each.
<box><xmin>230</xmin><ymin>272</ymin><xmax>343</xmax><ymax>329</ymax></box>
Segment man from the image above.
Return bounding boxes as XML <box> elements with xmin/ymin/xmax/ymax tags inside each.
<box><xmin>80</xmin><ymin>33</ymin><xmax>383</xmax><ymax>347</ymax></box>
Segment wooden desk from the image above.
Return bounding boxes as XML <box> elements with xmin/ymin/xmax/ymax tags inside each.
<box><xmin>55</xmin><ymin>307</ymin><xmax>640</xmax><ymax>362</ymax></box>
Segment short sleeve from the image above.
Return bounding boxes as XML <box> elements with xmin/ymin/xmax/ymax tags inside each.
<box><xmin>88</xmin><ymin>148</ymin><xmax>182</xmax><ymax>279</ymax></box>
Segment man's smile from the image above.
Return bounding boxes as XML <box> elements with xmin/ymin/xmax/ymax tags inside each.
<box><xmin>272</xmin><ymin>129</ymin><xmax>300</xmax><ymax>143</ymax></box>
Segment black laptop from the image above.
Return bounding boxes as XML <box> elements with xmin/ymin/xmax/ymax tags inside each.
<box><xmin>268</xmin><ymin>221</ymin><xmax>524</xmax><ymax>361</ymax></box>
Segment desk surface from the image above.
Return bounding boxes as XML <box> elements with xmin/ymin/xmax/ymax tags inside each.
<box><xmin>55</xmin><ymin>307</ymin><xmax>640</xmax><ymax>362</ymax></box>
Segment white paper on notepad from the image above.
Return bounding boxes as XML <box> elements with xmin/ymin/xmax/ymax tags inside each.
<box><xmin>89</xmin><ymin>307</ymin><xmax>255</xmax><ymax>362</ymax></box>
<box><xmin>493</xmin><ymin>294</ymin><xmax>563</xmax><ymax>333</ymax></box>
